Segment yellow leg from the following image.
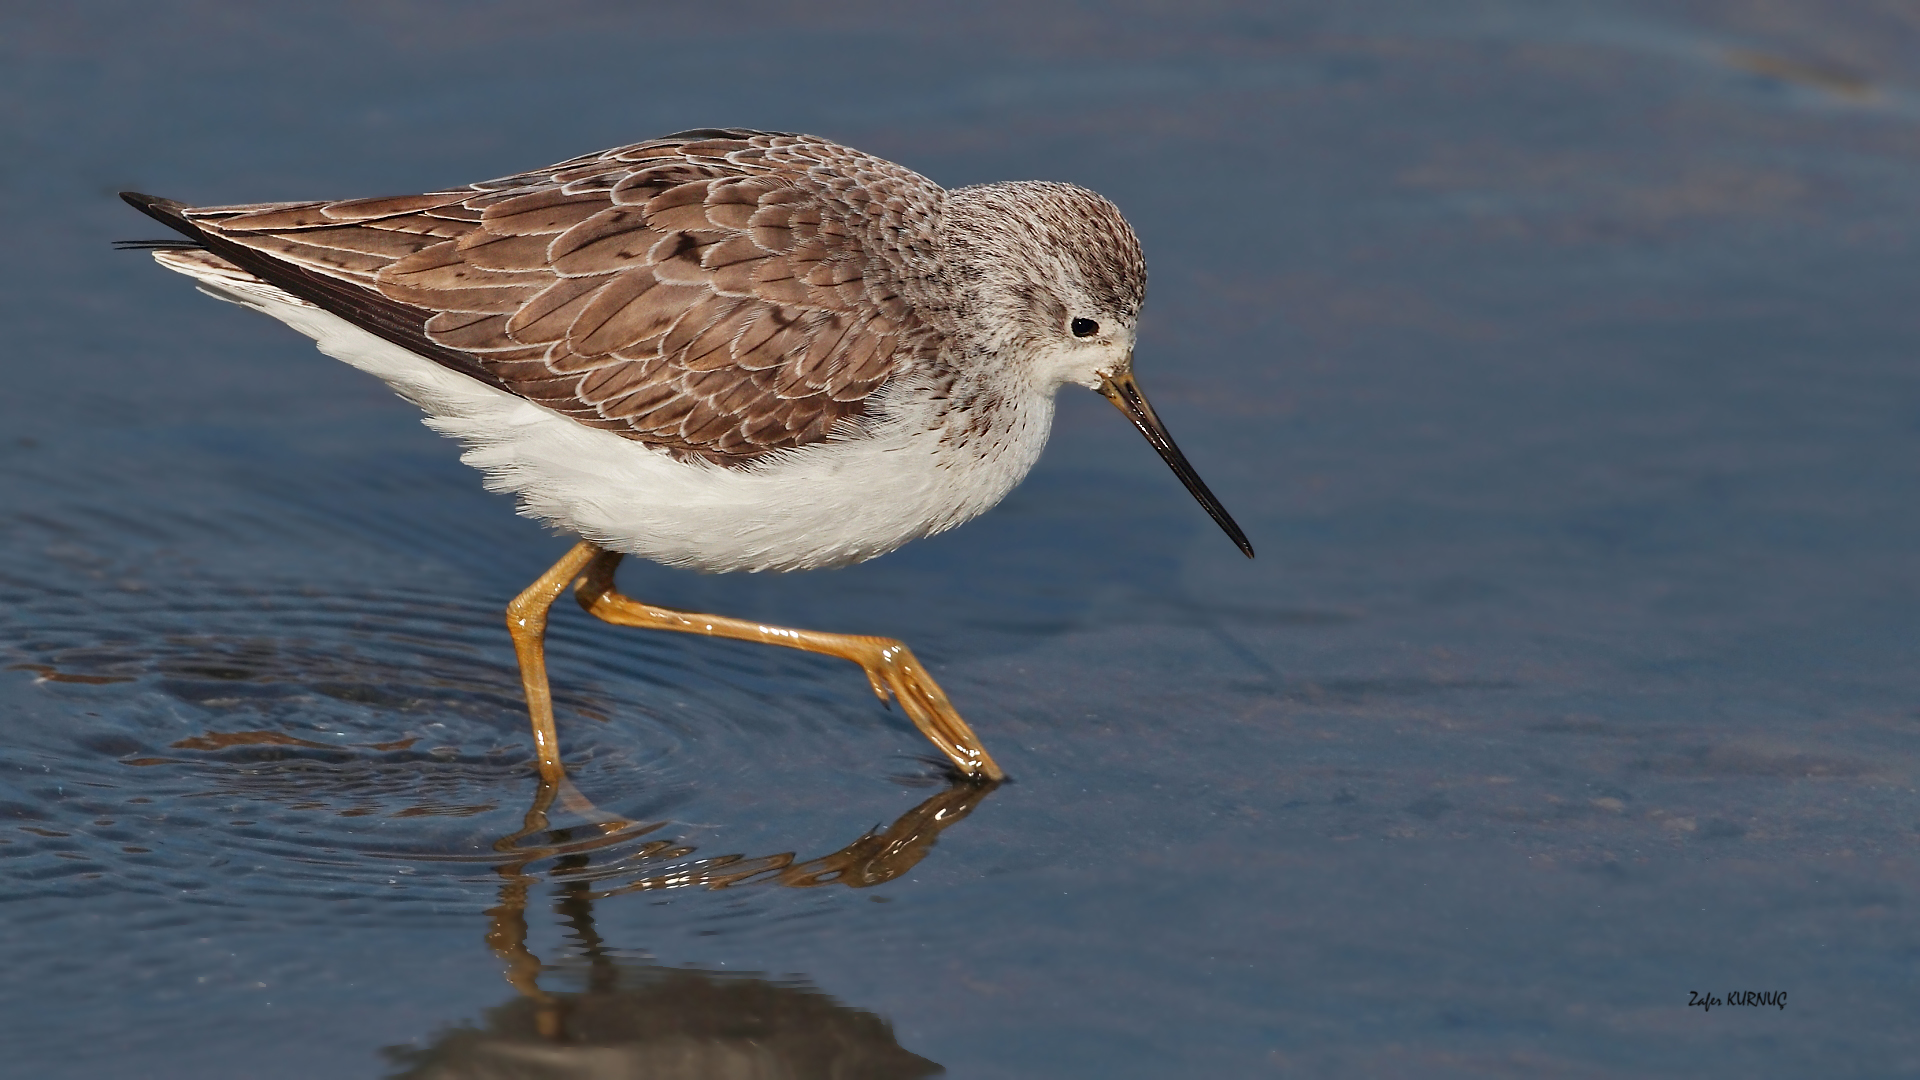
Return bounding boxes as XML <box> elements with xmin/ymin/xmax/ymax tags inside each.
<box><xmin>573</xmin><ymin>547</ymin><xmax>1005</xmax><ymax>781</ymax></box>
<box><xmin>506</xmin><ymin>541</ymin><xmax>600</xmax><ymax>784</ymax></box>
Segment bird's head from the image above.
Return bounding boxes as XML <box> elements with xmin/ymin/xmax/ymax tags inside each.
<box><xmin>939</xmin><ymin>181</ymin><xmax>1253</xmax><ymax>559</ymax></box>
<box><xmin>941</xmin><ymin>180</ymin><xmax>1142</xmax><ymax>391</ymax></box>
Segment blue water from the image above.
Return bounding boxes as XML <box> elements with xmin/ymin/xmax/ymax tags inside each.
<box><xmin>4</xmin><ymin>2</ymin><xmax>1919</xmax><ymax>1075</ymax></box>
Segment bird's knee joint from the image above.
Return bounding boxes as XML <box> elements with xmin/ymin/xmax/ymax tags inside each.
<box><xmin>573</xmin><ymin>582</ymin><xmax>610</xmax><ymax>616</ymax></box>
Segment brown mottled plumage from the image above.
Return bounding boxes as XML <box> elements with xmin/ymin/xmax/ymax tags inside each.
<box><xmin>158</xmin><ymin>130</ymin><xmax>948</xmax><ymax>464</ymax></box>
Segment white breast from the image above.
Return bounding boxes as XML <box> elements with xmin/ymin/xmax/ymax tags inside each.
<box><xmin>159</xmin><ymin>253</ymin><xmax>1055</xmax><ymax>573</ymax></box>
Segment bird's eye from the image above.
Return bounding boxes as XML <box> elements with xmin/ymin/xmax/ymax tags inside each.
<box><xmin>1071</xmin><ymin>317</ymin><xmax>1099</xmax><ymax>338</ymax></box>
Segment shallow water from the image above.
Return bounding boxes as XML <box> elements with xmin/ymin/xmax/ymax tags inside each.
<box><xmin>4</xmin><ymin>1</ymin><xmax>1919</xmax><ymax>1075</ymax></box>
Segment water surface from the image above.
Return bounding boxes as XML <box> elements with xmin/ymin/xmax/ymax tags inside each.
<box><xmin>4</xmin><ymin>2</ymin><xmax>1919</xmax><ymax>1075</ymax></box>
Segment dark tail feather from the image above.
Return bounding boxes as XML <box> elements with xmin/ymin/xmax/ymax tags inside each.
<box><xmin>116</xmin><ymin>194</ymin><xmax>208</xmax><ymax>252</ymax></box>
<box><xmin>114</xmin><ymin>190</ymin><xmax>516</xmax><ymax>395</ymax></box>
<box><xmin>112</xmin><ymin>238</ymin><xmax>205</xmax><ymax>251</ymax></box>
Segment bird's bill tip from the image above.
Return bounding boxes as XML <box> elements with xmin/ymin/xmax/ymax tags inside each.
<box><xmin>1096</xmin><ymin>370</ymin><xmax>1254</xmax><ymax>559</ymax></box>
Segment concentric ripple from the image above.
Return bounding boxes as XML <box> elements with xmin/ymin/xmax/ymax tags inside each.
<box><xmin>1</xmin><ymin>503</ymin><xmax>981</xmax><ymax>925</ymax></box>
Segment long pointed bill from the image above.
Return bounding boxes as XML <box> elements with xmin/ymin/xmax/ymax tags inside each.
<box><xmin>1098</xmin><ymin>368</ymin><xmax>1255</xmax><ymax>558</ymax></box>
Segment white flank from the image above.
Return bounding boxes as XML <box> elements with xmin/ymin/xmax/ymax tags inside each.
<box><xmin>152</xmin><ymin>251</ymin><xmax>1055</xmax><ymax>573</ymax></box>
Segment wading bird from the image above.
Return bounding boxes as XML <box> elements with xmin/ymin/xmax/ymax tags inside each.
<box><xmin>123</xmin><ymin>129</ymin><xmax>1251</xmax><ymax>784</ymax></box>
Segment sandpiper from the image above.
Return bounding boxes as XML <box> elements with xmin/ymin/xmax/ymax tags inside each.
<box><xmin>122</xmin><ymin>128</ymin><xmax>1252</xmax><ymax>783</ymax></box>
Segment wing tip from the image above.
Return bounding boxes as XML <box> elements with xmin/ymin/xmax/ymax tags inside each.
<box><xmin>120</xmin><ymin>191</ymin><xmax>203</xmax><ymax>240</ymax></box>
<box><xmin>120</xmin><ymin>190</ymin><xmax>184</xmax><ymax>212</ymax></box>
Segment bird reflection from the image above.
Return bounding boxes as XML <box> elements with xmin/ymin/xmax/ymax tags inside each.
<box><xmin>384</xmin><ymin>777</ymin><xmax>995</xmax><ymax>1079</ymax></box>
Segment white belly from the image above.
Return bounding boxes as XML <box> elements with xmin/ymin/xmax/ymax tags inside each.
<box><xmin>160</xmin><ymin>254</ymin><xmax>1054</xmax><ymax>573</ymax></box>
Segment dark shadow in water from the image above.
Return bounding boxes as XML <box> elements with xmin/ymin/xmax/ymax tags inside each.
<box><xmin>382</xmin><ymin>778</ymin><xmax>993</xmax><ymax>1078</ymax></box>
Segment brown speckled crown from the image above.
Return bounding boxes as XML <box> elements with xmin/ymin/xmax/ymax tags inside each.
<box><xmin>943</xmin><ymin>180</ymin><xmax>1145</xmax><ymax>341</ymax></box>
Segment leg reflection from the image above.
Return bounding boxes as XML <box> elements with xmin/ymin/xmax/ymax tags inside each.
<box><xmin>387</xmin><ymin>781</ymin><xmax>990</xmax><ymax>1077</ymax></box>
<box><xmin>778</xmin><ymin>780</ymin><xmax>997</xmax><ymax>888</ymax></box>
<box><xmin>490</xmin><ymin>773</ymin><xmax>997</xmax><ymax>896</ymax></box>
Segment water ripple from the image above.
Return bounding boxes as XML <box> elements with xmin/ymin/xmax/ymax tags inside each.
<box><xmin>1</xmin><ymin>518</ymin><xmax>977</xmax><ymax>918</ymax></box>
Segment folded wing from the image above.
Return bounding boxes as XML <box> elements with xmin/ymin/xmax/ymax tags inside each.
<box><xmin>149</xmin><ymin>130</ymin><xmax>945</xmax><ymax>465</ymax></box>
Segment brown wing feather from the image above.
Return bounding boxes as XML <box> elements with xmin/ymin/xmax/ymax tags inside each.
<box><xmin>170</xmin><ymin>129</ymin><xmax>947</xmax><ymax>465</ymax></box>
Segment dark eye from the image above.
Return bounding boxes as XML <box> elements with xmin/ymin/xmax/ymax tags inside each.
<box><xmin>1071</xmin><ymin>317</ymin><xmax>1099</xmax><ymax>338</ymax></box>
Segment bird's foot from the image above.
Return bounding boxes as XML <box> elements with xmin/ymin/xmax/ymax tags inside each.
<box><xmin>848</xmin><ymin>639</ymin><xmax>1004</xmax><ymax>782</ymax></box>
